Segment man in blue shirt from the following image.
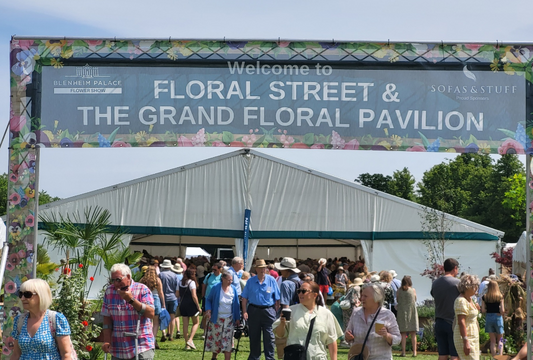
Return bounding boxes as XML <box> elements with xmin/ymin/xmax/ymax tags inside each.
<box><xmin>242</xmin><ymin>259</ymin><xmax>280</xmax><ymax>360</ymax></box>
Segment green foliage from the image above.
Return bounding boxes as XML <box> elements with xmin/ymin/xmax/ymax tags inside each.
<box><xmin>52</xmin><ymin>267</ymin><xmax>101</xmax><ymax>360</ymax></box>
<box><xmin>356</xmin><ymin>167</ymin><xmax>416</xmax><ymax>201</ymax></box>
<box><xmin>416</xmin><ymin>304</ymin><xmax>435</xmax><ymax>318</ymax></box>
<box><xmin>417</xmin><ymin>154</ymin><xmax>525</xmax><ymax>242</ymax></box>
<box><xmin>417</xmin><ymin>318</ymin><xmax>438</xmax><ymax>352</ymax></box>
<box><xmin>40</xmin><ymin>206</ymin><xmax>130</xmax><ymax>359</ymax></box>
<box><xmin>389</xmin><ymin>168</ymin><xmax>416</xmax><ymax>201</ymax></box>
<box><xmin>502</xmin><ymin>173</ymin><xmax>526</xmax><ymax>228</ymax></box>
<box><xmin>356</xmin><ymin>173</ymin><xmax>391</xmax><ymax>192</ymax></box>
<box><xmin>36</xmin><ymin>246</ymin><xmax>60</xmax><ymax>281</ymax></box>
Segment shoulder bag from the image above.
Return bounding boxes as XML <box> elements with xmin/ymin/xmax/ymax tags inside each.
<box><xmin>348</xmin><ymin>307</ymin><xmax>381</xmax><ymax>360</ymax></box>
<box><xmin>283</xmin><ymin>316</ymin><xmax>316</xmax><ymax>360</ymax></box>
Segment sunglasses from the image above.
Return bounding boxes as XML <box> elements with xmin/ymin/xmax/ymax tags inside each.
<box><xmin>110</xmin><ymin>277</ymin><xmax>124</xmax><ymax>283</ymax></box>
<box><xmin>18</xmin><ymin>291</ymin><xmax>37</xmax><ymax>299</ymax></box>
<box><xmin>297</xmin><ymin>289</ymin><xmax>311</xmax><ymax>295</ymax></box>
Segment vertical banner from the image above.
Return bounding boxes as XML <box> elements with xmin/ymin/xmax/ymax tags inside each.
<box><xmin>3</xmin><ymin>147</ymin><xmax>38</xmax><ymax>358</ymax></box>
<box><xmin>243</xmin><ymin>209</ymin><xmax>251</xmax><ymax>268</ymax></box>
<box><xmin>526</xmin><ymin>153</ymin><xmax>533</xmax><ymax>360</ymax></box>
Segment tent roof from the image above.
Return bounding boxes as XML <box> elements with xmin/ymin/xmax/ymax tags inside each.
<box><xmin>39</xmin><ymin>149</ymin><xmax>504</xmax><ymax>241</ymax></box>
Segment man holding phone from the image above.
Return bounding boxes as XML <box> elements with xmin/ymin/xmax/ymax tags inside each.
<box><xmin>102</xmin><ymin>263</ymin><xmax>155</xmax><ymax>360</ymax></box>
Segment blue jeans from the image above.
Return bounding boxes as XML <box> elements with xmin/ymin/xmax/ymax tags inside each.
<box><xmin>485</xmin><ymin>313</ymin><xmax>504</xmax><ymax>334</ymax></box>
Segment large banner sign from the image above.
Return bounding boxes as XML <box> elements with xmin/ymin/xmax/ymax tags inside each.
<box><xmin>39</xmin><ymin>64</ymin><xmax>525</xmax><ymax>152</ymax></box>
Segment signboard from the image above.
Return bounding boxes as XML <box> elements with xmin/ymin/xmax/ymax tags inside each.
<box><xmin>38</xmin><ymin>64</ymin><xmax>526</xmax><ymax>152</ymax></box>
<box><xmin>37</xmin><ymin>61</ymin><xmax>529</xmax><ymax>153</ymax></box>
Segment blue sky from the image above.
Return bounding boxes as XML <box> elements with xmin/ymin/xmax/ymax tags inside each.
<box><xmin>1</xmin><ymin>0</ymin><xmax>532</xmax><ymax>198</ymax></box>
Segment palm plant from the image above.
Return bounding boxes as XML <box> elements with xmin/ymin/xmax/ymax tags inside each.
<box><xmin>40</xmin><ymin>206</ymin><xmax>128</xmax><ymax>293</ymax></box>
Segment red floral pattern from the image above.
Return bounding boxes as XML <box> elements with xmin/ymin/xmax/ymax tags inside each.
<box><xmin>204</xmin><ymin>317</ymin><xmax>234</xmax><ymax>353</ymax></box>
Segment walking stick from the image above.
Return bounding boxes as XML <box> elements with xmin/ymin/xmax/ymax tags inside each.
<box><xmin>124</xmin><ymin>318</ymin><xmax>141</xmax><ymax>360</ymax></box>
<box><xmin>201</xmin><ymin>320</ymin><xmax>210</xmax><ymax>360</ymax></box>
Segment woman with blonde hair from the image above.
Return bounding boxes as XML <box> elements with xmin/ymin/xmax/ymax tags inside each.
<box><xmin>453</xmin><ymin>274</ymin><xmax>480</xmax><ymax>360</ymax></box>
<box><xmin>481</xmin><ymin>280</ymin><xmax>505</xmax><ymax>357</ymax></box>
<box><xmin>139</xmin><ymin>265</ymin><xmax>165</xmax><ymax>348</ymax></box>
<box><xmin>11</xmin><ymin>279</ymin><xmax>74</xmax><ymax>360</ymax></box>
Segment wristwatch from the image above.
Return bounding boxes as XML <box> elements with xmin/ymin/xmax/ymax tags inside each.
<box><xmin>128</xmin><ymin>298</ymin><xmax>135</xmax><ymax>304</ymax></box>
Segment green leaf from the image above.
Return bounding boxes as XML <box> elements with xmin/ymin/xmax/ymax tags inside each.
<box><xmin>303</xmin><ymin>133</ymin><xmax>315</xmax><ymax>146</ymax></box>
<box><xmin>222</xmin><ymin>131</ymin><xmax>233</xmax><ymax>144</ymax></box>
<box><xmin>72</xmin><ymin>40</ymin><xmax>88</xmax><ymax>48</ymax></box>
<box><xmin>498</xmin><ymin>128</ymin><xmax>516</xmax><ymax>138</ymax></box>
<box><xmin>418</xmin><ymin>132</ymin><xmax>430</xmax><ymax>148</ymax></box>
<box><xmin>108</xmin><ymin>127</ymin><xmax>120</xmax><ymax>144</ymax></box>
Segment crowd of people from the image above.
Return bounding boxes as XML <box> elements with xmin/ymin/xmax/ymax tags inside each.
<box><xmin>7</xmin><ymin>252</ymin><xmax>528</xmax><ymax>360</ymax></box>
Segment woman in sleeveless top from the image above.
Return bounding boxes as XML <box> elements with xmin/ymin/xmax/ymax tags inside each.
<box><xmin>481</xmin><ymin>280</ymin><xmax>505</xmax><ymax>358</ymax></box>
<box><xmin>178</xmin><ymin>269</ymin><xmax>202</xmax><ymax>350</ymax></box>
<box><xmin>396</xmin><ymin>276</ymin><xmax>418</xmax><ymax>357</ymax></box>
<box><xmin>140</xmin><ymin>265</ymin><xmax>165</xmax><ymax>348</ymax></box>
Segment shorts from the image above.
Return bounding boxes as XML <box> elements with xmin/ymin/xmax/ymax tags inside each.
<box><xmin>435</xmin><ymin>318</ymin><xmax>458</xmax><ymax>357</ymax></box>
<box><xmin>485</xmin><ymin>313</ymin><xmax>504</xmax><ymax>334</ymax></box>
<box><xmin>153</xmin><ymin>294</ymin><xmax>162</xmax><ymax>316</ymax></box>
<box><xmin>319</xmin><ymin>285</ymin><xmax>329</xmax><ymax>294</ymax></box>
<box><xmin>165</xmin><ymin>299</ymin><xmax>178</xmax><ymax>314</ymax></box>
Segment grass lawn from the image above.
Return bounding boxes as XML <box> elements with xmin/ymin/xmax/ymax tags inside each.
<box><xmin>96</xmin><ymin>327</ymin><xmax>443</xmax><ymax>360</ymax></box>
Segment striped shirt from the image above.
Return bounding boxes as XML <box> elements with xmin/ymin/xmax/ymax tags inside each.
<box><xmin>345</xmin><ymin>307</ymin><xmax>401</xmax><ymax>360</ymax></box>
<box><xmin>101</xmin><ymin>281</ymin><xmax>154</xmax><ymax>359</ymax></box>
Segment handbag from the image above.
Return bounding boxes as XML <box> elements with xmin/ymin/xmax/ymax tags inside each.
<box><xmin>339</xmin><ymin>296</ymin><xmax>351</xmax><ymax>310</ymax></box>
<box><xmin>348</xmin><ymin>307</ymin><xmax>381</xmax><ymax>360</ymax></box>
<box><xmin>283</xmin><ymin>317</ymin><xmax>316</xmax><ymax>360</ymax></box>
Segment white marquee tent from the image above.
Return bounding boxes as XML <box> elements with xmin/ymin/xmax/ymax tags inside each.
<box><xmin>38</xmin><ymin>149</ymin><xmax>503</xmax><ymax>300</ymax></box>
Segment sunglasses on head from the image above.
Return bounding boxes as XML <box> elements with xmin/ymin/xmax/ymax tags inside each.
<box><xmin>18</xmin><ymin>291</ymin><xmax>37</xmax><ymax>299</ymax></box>
<box><xmin>297</xmin><ymin>289</ymin><xmax>311</xmax><ymax>295</ymax></box>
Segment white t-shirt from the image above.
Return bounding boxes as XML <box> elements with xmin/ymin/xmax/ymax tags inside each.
<box><xmin>218</xmin><ymin>287</ymin><xmax>234</xmax><ymax>318</ymax></box>
<box><xmin>181</xmin><ymin>279</ymin><xmax>197</xmax><ymax>290</ymax></box>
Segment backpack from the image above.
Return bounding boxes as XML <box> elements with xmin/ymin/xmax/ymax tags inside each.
<box><xmin>17</xmin><ymin>310</ymin><xmax>78</xmax><ymax>359</ymax></box>
<box><xmin>283</xmin><ymin>279</ymin><xmax>301</xmax><ymax>305</ymax></box>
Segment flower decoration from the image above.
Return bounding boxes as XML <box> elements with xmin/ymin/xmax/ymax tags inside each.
<box><xmin>78</xmin><ymin>264</ymin><xmax>83</xmax><ymax>268</ymax></box>
<box><xmin>90</xmin><ymin>276</ymin><xmax>94</xmax><ymax>281</ymax></box>
<box><xmin>11</xmin><ymin>49</ymin><xmax>38</xmax><ymax>76</ymax></box>
<box><xmin>498</xmin><ymin>139</ymin><xmax>525</xmax><ymax>155</ymax></box>
<box><xmin>5</xmin><ymin>281</ymin><xmax>17</xmax><ymax>294</ymax></box>
<box><xmin>86</xmin><ymin>345</ymin><xmax>93</xmax><ymax>351</ymax></box>
<box><xmin>82</xmin><ymin>320</ymin><xmax>88</xmax><ymax>326</ymax></box>
<box><xmin>8</xmin><ymin>253</ymin><xmax>21</xmax><ymax>267</ymax></box>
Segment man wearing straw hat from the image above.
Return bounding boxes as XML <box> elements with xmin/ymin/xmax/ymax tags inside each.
<box><xmin>242</xmin><ymin>259</ymin><xmax>280</xmax><ymax>360</ymax></box>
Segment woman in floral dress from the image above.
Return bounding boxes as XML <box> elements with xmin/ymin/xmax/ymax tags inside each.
<box><xmin>204</xmin><ymin>271</ymin><xmax>241</xmax><ymax>360</ymax></box>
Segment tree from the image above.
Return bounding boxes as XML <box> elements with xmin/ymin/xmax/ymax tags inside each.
<box><xmin>417</xmin><ymin>154</ymin><xmax>525</xmax><ymax>243</ymax></box>
<box><xmin>355</xmin><ymin>168</ymin><xmax>416</xmax><ymax>201</ymax></box>
<box><xmin>355</xmin><ymin>173</ymin><xmax>391</xmax><ymax>192</ymax></box>
<box><xmin>389</xmin><ymin>167</ymin><xmax>416</xmax><ymax>201</ymax></box>
<box><xmin>0</xmin><ymin>173</ymin><xmax>60</xmax><ymax>216</ymax></box>
<box><xmin>417</xmin><ymin>153</ymin><xmax>493</xmax><ymax>215</ymax></box>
